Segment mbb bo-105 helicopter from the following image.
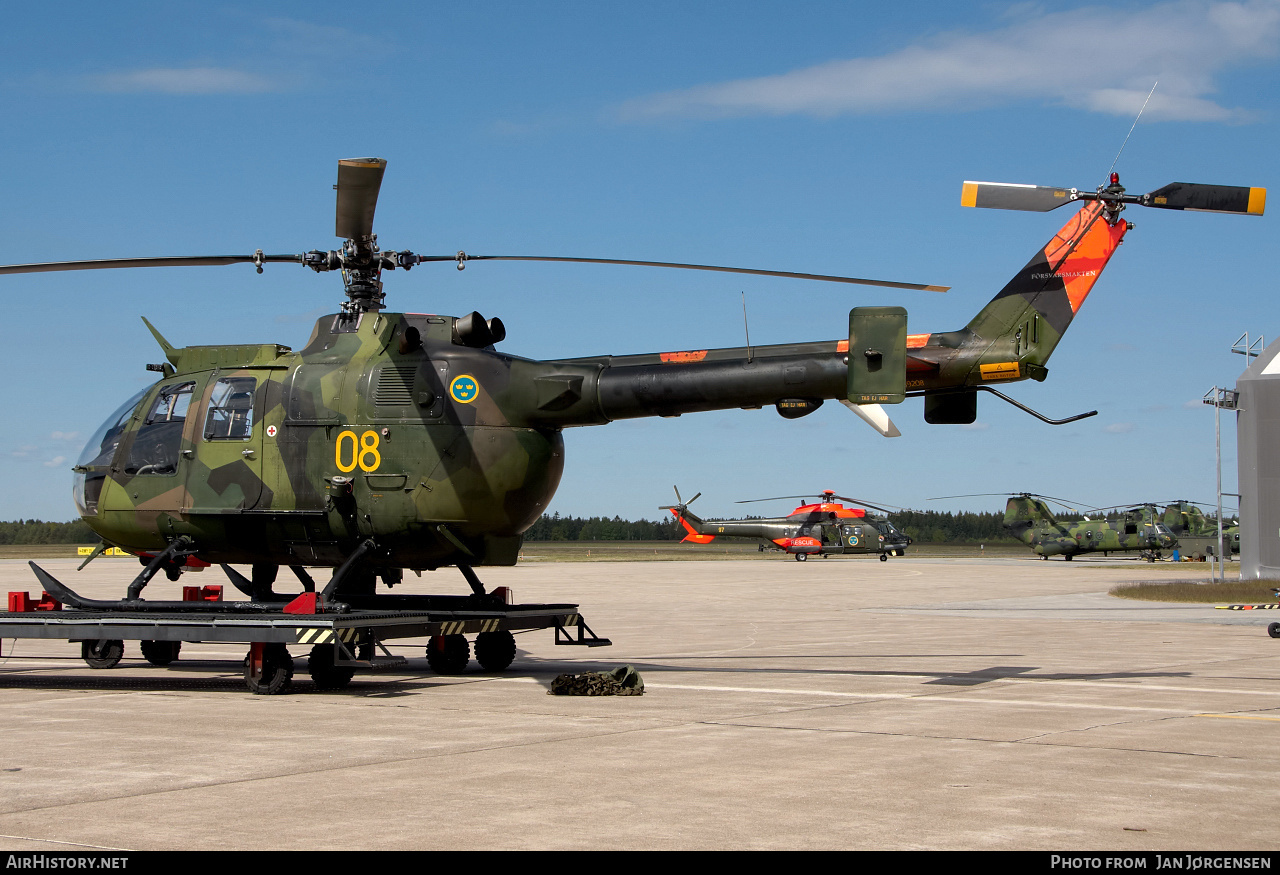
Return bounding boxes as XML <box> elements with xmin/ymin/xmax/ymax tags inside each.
<box><xmin>5</xmin><ymin>158</ymin><xmax>1262</xmax><ymax>610</ymax></box>
<box><xmin>662</xmin><ymin>488</ymin><xmax>911</xmax><ymax>561</ymax></box>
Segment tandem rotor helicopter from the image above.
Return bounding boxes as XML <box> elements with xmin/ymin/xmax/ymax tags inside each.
<box><xmin>662</xmin><ymin>488</ymin><xmax>911</xmax><ymax>561</ymax></box>
<box><xmin>936</xmin><ymin>493</ymin><xmax>1179</xmax><ymax>561</ymax></box>
<box><xmin>3</xmin><ymin>158</ymin><xmax>1264</xmax><ymax>613</ymax></box>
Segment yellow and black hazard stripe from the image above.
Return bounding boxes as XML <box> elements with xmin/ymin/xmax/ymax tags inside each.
<box><xmin>295</xmin><ymin>627</ymin><xmax>361</xmax><ymax>644</ymax></box>
<box><xmin>561</xmin><ymin>613</ymin><xmax>579</xmax><ymax>627</ymax></box>
<box><xmin>434</xmin><ymin>618</ymin><xmax>508</xmax><ymax>636</ymax></box>
<box><xmin>1216</xmin><ymin>604</ymin><xmax>1280</xmax><ymax>611</ymax></box>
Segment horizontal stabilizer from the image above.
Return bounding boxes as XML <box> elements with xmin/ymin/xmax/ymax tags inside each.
<box><xmin>841</xmin><ymin>400</ymin><xmax>901</xmax><ymax>438</ymax></box>
<box><xmin>1143</xmin><ymin>182</ymin><xmax>1265</xmax><ymax>215</ymax></box>
<box><xmin>962</xmin><ymin>181</ymin><xmax>1075</xmax><ymax>212</ymax></box>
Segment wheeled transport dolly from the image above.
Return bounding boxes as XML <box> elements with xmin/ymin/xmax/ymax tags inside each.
<box><xmin>0</xmin><ymin>594</ymin><xmax>610</xmax><ymax>694</ymax></box>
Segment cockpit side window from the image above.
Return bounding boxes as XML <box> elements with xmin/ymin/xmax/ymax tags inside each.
<box><xmin>204</xmin><ymin>377</ymin><xmax>257</xmax><ymax>440</ymax></box>
<box><xmin>125</xmin><ymin>382</ymin><xmax>195</xmax><ymax>475</ymax></box>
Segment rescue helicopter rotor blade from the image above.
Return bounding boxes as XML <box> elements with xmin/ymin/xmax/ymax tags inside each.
<box><xmin>334</xmin><ymin>157</ymin><xmax>387</xmax><ymax>239</ymax></box>
<box><xmin>0</xmin><ymin>254</ymin><xmax>305</xmax><ymax>275</ymax></box>
<box><xmin>830</xmin><ymin>496</ymin><xmax>904</xmax><ymax>515</ymax></box>
<box><xmin>660</xmin><ymin>486</ymin><xmax>700</xmax><ymax>511</ymax></box>
<box><xmin>735</xmin><ymin>493</ymin><xmax>848</xmax><ymax>505</ymax></box>
<box><xmin>415</xmin><ymin>253</ymin><xmax>949</xmax><ymax>292</ymax></box>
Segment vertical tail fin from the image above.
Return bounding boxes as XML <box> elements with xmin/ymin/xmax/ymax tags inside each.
<box><xmin>669</xmin><ymin>507</ymin><xmax>715</xmax><ymax>544</ymax></box>
<box><xmin>1005</xmin><ymin>496</ymin><xmax>1055</xmax><ymax>529</ymax></box>
<box><xmin>964</xmin><ymin>202</ymin><xmax>1128</xmax><ymax>373</ymax></box>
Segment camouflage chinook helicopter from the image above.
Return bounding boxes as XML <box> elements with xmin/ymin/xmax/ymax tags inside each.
<box><xmin>1161</xmin><ymin>501</ymin><xmax>1239</xmax><ymax>560</ymax></box>
<box><xmin>2</xmin><ymin>159</ymin><xmax>1262</xmax><ymax>608</ymax></box>
<box><xmin>662</xmin><ymin>488</ymin><xmax>911</xmax><ymax>561</ymax></box>
<box><xmin>1000</xmin><ymin>494</ymin><xmax>1178</xmax><ymax>561</ymax></box>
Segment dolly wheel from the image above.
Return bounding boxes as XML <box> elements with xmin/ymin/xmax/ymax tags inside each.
<box><xmin>245</xmin><ymin>643</ymin><xmax>294</xmax><ymax>695</ymax></box>
<box><xmin>794</xmin><ymin>553</ymin><xmax>807</xmax><ymax>562</ymax></box>
<box><xmin>1268</xmin><ymin>623</ymin><xmax>1280</xmax><ymax>640</ymax></box>
<box><xmin>82</xmin><ymin>639</ymin><xmax>124</xmax><ymax>669</ymax></box>
<box><xmin>475</xmin><ymin>630</ymin><xmax>517</xmax><ymax>672</ymax></box>
<box><xmin>140</xmin><ymin>640</ymin><xmax>181</xmax><ymax>666</ymax></box>
<box><xmin>879</xmin><ymin>553</ymin><xmax>888</xmax><ymax>562</ymax></box>
<box><xmin>426</xmin><ymin>634</ymin><xmax>470</xmax><ymax>674</ymax></box>
<box><xmin>307</xmin><ymin>643</ymin><xmax>355</xmax><ymax>691</ymax></box>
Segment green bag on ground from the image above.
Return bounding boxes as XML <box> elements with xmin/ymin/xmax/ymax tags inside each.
<box><xmin>549</xmin><ymin>665</ymin><xmax>644</xmax><ymax>696</ymax></box>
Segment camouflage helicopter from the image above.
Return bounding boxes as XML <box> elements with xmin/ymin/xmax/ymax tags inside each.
<box><xmin>2</xmin><ymin>158</ymin><xmax>1262</xmax><ymax>611</ymax></box>
<box><xmin>1161</xmin><ymin>501</ymin><xmax>1240</xmax><ymax>560</ymax></box>
<box><xmin>661</xmin><ymin>488</ymin><xmax>911</xmax><ymax>561</ymax></box>
<box><xmin>995</xmin><ymin>494</ymin><xmax>1178</xmax><ymax>561</ymax></box>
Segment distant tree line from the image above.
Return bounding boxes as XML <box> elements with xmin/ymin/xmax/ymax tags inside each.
<box><xmin>0</xmin><ymin>520</ymin><xmax>97</xmax><ymax>544</ymax></box>
<box><xmin>1</xmin><ymin>509</ymin><xmax>1019</xmax><ymax>546</ymax></box>
<box><xmin>524</xmin><ymin>513</ymin><xmax>685</xmax><ymax>542</ymax></box>
<box><xmin>889</xmin><ymin>510</ymin><xmax>1017</xmax><ymax>544</ymax></box>
<box><xmin>525</xmin><ymin>510</ymin><xmax>1019</xmax><ymax>544</ymax></box>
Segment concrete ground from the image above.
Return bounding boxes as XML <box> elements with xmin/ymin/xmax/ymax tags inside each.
<box><xmin>0</xmin><ymin>555</ymin><xmax>1276</xmax><ymax>851</ymax></box>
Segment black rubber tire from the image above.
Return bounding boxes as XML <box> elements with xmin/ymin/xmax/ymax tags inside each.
<box><xmin>879</xmin><ymin>553</ymin><xmax>888</xmax><ymax>562</ymax></box>
<box><xmin>425</xmin><ymin>634</ymin><xmax>470</xmax><ymax>674</ymax></box>
<box><xmin>307</xmin><ymin>643</ymin><xmax>355</xmax><ymax>690</ymax></box>
<box><xmin>245</xmin><ymin>644</ymin><xmax>294</xmax><ymax>695</ymax></box>
<box><xmin>82</xmin><ymin>639</ymin><xmax>124</xmax><ymax>669</ymax></box>
<box><xmin>795</xmin><ymin>553</ymin><xmax>807</xmax><ymax>562</ymax></box>
<box><xmin>1268</xmin><ymin>623</ymin><xmax>1280</xmax><ymax>640</ymax></box>
<box><xmin>475</xmin><ymin>630</ymin><xmax>517</xmax><ymax>672</ymax></box>
<box><xmin>140</xmin><ymin>640</ymin><xmax>181</xmax><ymax>666</ymax></box>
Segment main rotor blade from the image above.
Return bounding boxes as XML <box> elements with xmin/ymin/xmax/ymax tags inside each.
<box><xmin>434</xmin><ymin>254</ymin><xmax>948</xmax><ymax>292</ymax></box>
<box><xmin>1142</xmin><ymin>182</ymin><xmax>1265</xmax><ymax>215</ymax></box>
<box><xmin>961</xmin><ymin>181</ymin><xmax>1076</xmax><ymax>212</ymax></box>
<box><xmin>335</xmin><ymin>157</ymin><xmax>387</xmax><ymax>239</ymax></box>
<box><xmin>0</xmin><ymin>254</ymin><xmax>303</xmax><ymax>275</ymax></box>
<box><xmin>831</xmin><ymin>496</ymin><xmax>902</xmax><ymax>515</ymax></box>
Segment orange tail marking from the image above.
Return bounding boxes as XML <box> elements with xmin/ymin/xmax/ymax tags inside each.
<box><xmin>673</xmin><ymin>511</ymin><xmax>715</xmax><ymax>544</ymax></box>
<box><xmin>1044</xmin><ymin>202</ymin><xmax>1127</xmax><ymax>314</ymax></box>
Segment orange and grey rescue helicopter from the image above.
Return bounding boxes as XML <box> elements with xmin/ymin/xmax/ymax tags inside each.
<box><xmin>662</xmin><ymin>488</ymin><xmax>911</xmax><ymax>561</ymax></box>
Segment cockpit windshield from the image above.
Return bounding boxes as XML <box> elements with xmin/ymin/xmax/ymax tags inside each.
<box><xmin>73</xmin><ymin>386</ymin><xmax>150</xmax><ymax>516</ymax></box>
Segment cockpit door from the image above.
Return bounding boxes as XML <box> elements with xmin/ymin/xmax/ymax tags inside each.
<box><xmin>184</xmin><ymin>374</ymin><xmax>266</xmax><ymax>512</ymax></box>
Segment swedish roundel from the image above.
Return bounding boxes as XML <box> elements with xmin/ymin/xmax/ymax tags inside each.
<box><xmin>450</xmin><ymin>375</ymin><xmax>479</xmax><ymax>403</ymax></box>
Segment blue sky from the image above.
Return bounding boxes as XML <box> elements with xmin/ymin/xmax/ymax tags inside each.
<box><xmin>0</xmin><ymin>1</ymin><xmax>1275</xmax><ymax>523</ymax></box>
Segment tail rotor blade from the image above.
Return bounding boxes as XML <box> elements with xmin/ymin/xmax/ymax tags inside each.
<box><xmin>961</xmin><ymin>181</ymin><xmax>1076</xmax><ymax>212</ymax></box>
<box><xmin>1142</xmin><ymin>183</ymin><xmax>1265</xmax><ymax>216</ymax></box>
<box><xmin>335</xmin><ymin>158</ymin><xmax>387</xmax><ymax>239</ymax></box>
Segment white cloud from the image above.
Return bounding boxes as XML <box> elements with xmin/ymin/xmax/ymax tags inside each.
<box><xmin>86</xmin><ymin>67</ymin><xmax>279</xmax><ymax>95</ymax></box>
<box><xmin>1104</xmin><ymin>422</ymin><xmax>1136</xmax><ymax>433</ymax></box>
<box><xmin>43</xmin><ymin>456</ymin><xmax>66</xmax><ymax>469</ymax></box>
<box><xmin>50</xmin><ymin>431</ymin><xmax>80</xmax><ymax>442</ymax></box>
<box><xmin>960</xmin><ymin>422</ymin><xmax>990</xmax><ymax>431</ymax></box>
<box><xmin>620</xmin><ymin>1</ymin><xmax>1280</xmax><ymax>123</ymax></box>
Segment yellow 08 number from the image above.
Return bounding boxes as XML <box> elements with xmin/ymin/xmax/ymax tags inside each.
<box><xmin>335</xmin><ymin>430</ymin><xmax>381</xmax><ymax>473</ymax></box>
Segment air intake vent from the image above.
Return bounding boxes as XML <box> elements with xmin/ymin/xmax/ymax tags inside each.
<box><xmin>374</xmin><ymin>367</ymin><xmax>416</xmax><ymax>405</ymax></box>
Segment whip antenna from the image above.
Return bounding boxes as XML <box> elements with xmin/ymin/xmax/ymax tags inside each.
<box><xmin>1108</xmin><ymin>81</ymin><xmax>1157</xmax><ymax>180</ymax></box>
